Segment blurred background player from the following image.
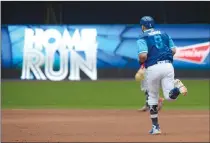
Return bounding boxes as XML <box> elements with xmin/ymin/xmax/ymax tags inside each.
<box><xmin>136</xmin><ymin>16</ymin><xmax>188</xmax><ymax>135</ymax></box>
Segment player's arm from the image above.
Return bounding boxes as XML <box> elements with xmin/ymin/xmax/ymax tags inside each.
<box><xmin>168</xmin><ymin>36</ymin><xmax>176</xmax><ymax>56</ymax></box>
<box><xmin>135</xmin><ymin>39</ymin><xmax>148</xmax><ymax>81</ymax></box>
<box><xmin>137</xmin><ymin>39</ymin><xmax>148</xmax><ymax>66</ymax></box>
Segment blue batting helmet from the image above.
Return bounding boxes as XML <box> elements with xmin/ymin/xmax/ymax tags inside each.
<box><xmin>140</xmin><ymin>16</ymin><xmax>155</xmax><ymax>29</ymax></box>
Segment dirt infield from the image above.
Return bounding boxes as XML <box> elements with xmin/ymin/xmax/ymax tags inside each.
<box><xmin>2</xmin><ymin>109</ymin><xmax>209</xmax><ymax>142</ymax></box>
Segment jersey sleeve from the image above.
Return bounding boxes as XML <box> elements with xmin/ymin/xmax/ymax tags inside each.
<box><xmin>136</xmin><ymin>39</ymin><xmax>148</xmax><ymax>54</ymax></box>
<box><xmin>168</xmin><ymin>36</ymin><xmax>176</xmax><ymax>49</ymax></box>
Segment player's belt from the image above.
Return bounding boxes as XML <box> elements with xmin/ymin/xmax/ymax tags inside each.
<box><xmin>157</xmin><ymin>60</ymin><xmax>171</xmax><ymax>64</ymax></box>
<box><xmin>146</xmin><ymin>60</ymin><xmax>172</xmax><ymax>68</ymax></box>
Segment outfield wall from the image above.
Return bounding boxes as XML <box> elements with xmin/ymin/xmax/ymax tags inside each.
<box><xmin>1</xmin><ymin>25</ymin><xmax>210</xmax><ymax>80</ymax></box>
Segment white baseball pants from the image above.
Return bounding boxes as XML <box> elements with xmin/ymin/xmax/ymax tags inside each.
<box><xmin>145</xmin><ymin>62</ymin><xmax>175</xmax><ymax>105</ymax></box>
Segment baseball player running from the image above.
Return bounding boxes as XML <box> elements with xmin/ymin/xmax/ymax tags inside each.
<box><xmin>135</xmin><ymin>16</ymin><xmax>188</xmax><ymax>135</ymax></box>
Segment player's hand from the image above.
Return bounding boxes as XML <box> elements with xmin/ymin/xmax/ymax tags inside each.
<box><xmin>135</xmin><ymin>67</ymin><xmax>145</xmax><ymax>81</ymax></box>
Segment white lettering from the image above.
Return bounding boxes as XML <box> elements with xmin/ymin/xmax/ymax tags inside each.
<box><xmin>21</xmin><ymin>27</ymin><xmax>98</xmax><ymax>81</ymax></box>
<box><xmin>148</xmin><ymin>30</ymin><xmax>161</xmax><ymax>36</ymax></box>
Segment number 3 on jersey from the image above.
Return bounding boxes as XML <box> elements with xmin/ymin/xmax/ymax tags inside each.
<box><xmin>154</xmin><ymin>35</ymin><xmax>164</xmax><ymax>49</ymax></box>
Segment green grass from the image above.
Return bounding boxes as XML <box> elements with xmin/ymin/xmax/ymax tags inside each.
<box><xmin>1</xmin><ymin>80</ymin><xmax>209</xmax><ymax>110</ymax></box>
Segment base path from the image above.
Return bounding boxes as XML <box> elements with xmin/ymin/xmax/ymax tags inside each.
<box><xmin>2</xmin><ymin>109</ymin><xmax>209</xmax><ymax>142</ymax></box>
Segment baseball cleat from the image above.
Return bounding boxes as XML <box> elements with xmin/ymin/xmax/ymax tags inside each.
<box><xmin>174</xmin><ymin>79</ymin><xmax>188</xmax><ymax>96</ymax></box>
<box><xmin>149</xmin><ymin>124</ymin><xmax>161</xmax><ymax>135</ymax></box>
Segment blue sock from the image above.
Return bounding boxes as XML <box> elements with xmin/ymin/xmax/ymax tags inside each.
<box><xmin>169</xmin><ymin>87</ymin><xmax>180</xmax><ymax>99</ymax></box>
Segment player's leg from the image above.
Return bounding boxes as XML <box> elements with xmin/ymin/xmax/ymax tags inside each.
<box><xmin>161</xmin><ymin>64</ymin><xmax>187</xmax><ymax>101</ymax></box>
<box><xmin>157</xmin><ymin>97</ymin><xmax>164</xmax><ymax>111</ymax></box>
<box><xmin>146</xmin><ymin>68</ymin><xmax>161</xmax><ymax>135</ymax></box>
<box><xmin>138</xmin><ymin>91</ymin><xmax>149</xmax><ymax>112</ymax></box>
<box><xmin>138</xmin><ymin>80</ymin><xmax>164</xmax><ymax>112</ymax></box>
<box><xmin>138</xmin><ymin>80</ymin><xmax>149</xmax><ymax>112</ymax></box>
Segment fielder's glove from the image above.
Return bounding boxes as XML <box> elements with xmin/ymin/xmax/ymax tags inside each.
<box><xmin>135</xmin><ymin>67</ymin><xmax>145</xmax><ymax>81</ymax></box>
